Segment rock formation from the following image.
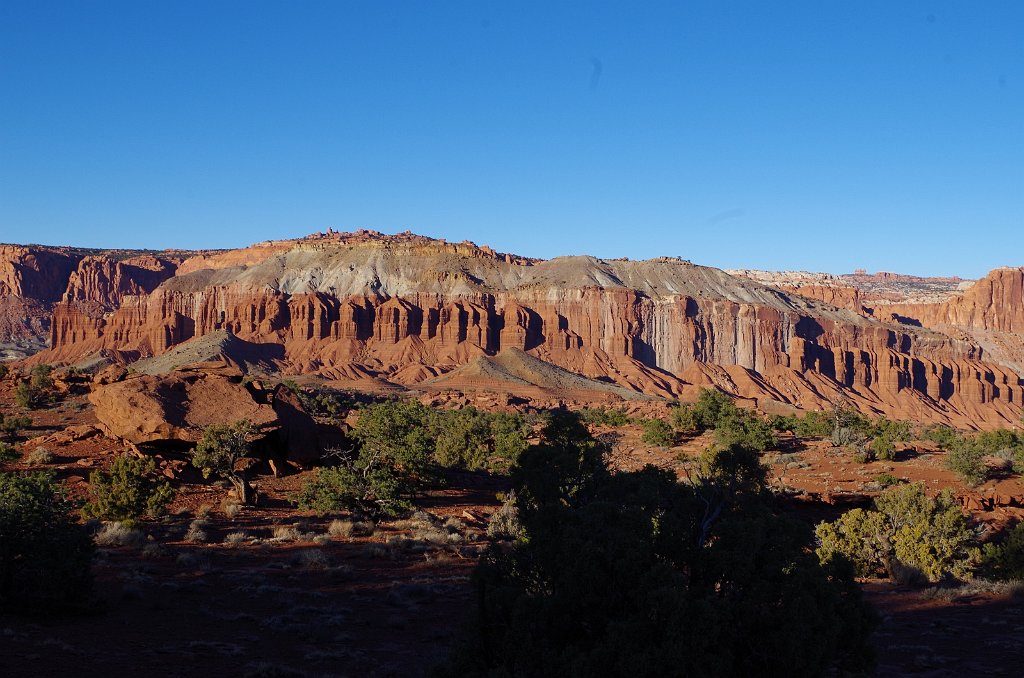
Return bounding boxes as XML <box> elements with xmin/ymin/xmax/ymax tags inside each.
<box><xmin>3</xmin><ymin>230</ymin><xmax>1023</xmax><ymax>428</ymax></box>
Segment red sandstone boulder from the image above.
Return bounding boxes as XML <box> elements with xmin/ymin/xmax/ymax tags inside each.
<box><xmin>88</xmin><ymin>372</ymin><xmax>277</xmax><ymax>445</ymax></box>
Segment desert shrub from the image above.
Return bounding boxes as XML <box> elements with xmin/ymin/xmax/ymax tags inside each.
<box><xmin>669</xmin><ymin>389</ymin><xmax>777</xmax><ymax>451</ymax></box>
<box><xmin>0</xmin><ymin>442</ymin><xmax>19</xmax><ymax>463</ymax></box>
<box><xmin>441</xmin><ymin>412</ymin><xmax>875</xmax><ymax>676</ymax></box>
<box><xmin>293</xmin><ymin>548</ymin><xmax>330</xmax><ymax>570</ymax></box>
<box><xmin>712</xmin><ymin>409</ymin><xmax>778</xmax><ymax>451</ymax></box>
<box><xmin>185</xmin><ymin>519</ymin><xmax>209</xmax><ymax>543</ymax></box>
<box><xmin>671</xmin><ymin>403</ymin><xmax>702</xmax><ymax>434</ymax></box>
<box><xmin>578</xmin><ymin>407</ymin><xmax>630</xmax><ymax>427</ymax></box>
<box><xmin>641</xmin><ymin>418</ymin><xmax>675</xmax><ymax>447</ymax></box>
<box><xmin>874</xmin><ymin>472</ymin><xmax>902</xmax><ymax>488</ymax></box>
<box><xmin>0</xmin><ymin>364</ymin><xmax>8</xmax><ymax>379</ymax></box>
<box><xmin>328</xmin><ymin>519</ymin><xmax>375</xmax><ymax>538</ymax></box>
<box><xmin>433</xmin><ymin>407</ymin><xmax>529</xmax><ymax>471</ymax></box>
<box><xmin>871</xmin><ymin>417</ymin><xmax>913</xmax><ymax>443</ymax></box>
<box><xmin>351</xmin><ymin>399</ymin><xmax>435</xmax><ymax>481</ymax></box>
<box><xmin>944</xmin><ymin>445</ymin><xmax>988</xmax><ymax>485</ymax></box>
<box><xmin>794</xmin><ymin>410</ymin><xmax>836</xmax><ymax>437</ymax></box>
<box><xmin>670</xmin><ymin>388</ymin><xmax>735</xmax><ymax>434</ymax></box>
<box><xmin>0</xmin><ymin>414</ymin><xmax>32</xmax><ymax>440</ymax></box>
<box><xmin>486</xmin><ymin>491</ymin><xmax>524</xmax><ymax>541</ymax></box>
<box><xmin>30</xmin><ymin>364</ymin><xmax>54</xmax><ymax>389</ymax></box>
<box><xmin>0</xmin><ymin>471</ymin><xmax>94</xmax><ymax>613</ymax></box>
<box><xmin>294</xmin><ymin>463</ymin><xmax>409</xmax><ymax>518</ymax></box>
<box><xmin>82</xmin><ymin>455</ymin><xmax>175</xmax><ymax>522</ymax></box>
<box><xmin>432</xmin><ymin>409</ymin><xmax>499</xmax><ymax>473</ymax></box>
<box><xmin>921</xmin><ymin>424</ymin><xmax>965</xmax><ymax>449</ymax></box>
<box><xmin>221</xmin><ymin>496</ymin><xmax>242</xmax><ymax>519</ymax></box>
<box><xmin>14</xmin><ymin>365</ymin><xmax>56</xmax><ymax>410</ymax></box>
<box><xmin>25</xmin><ymin>447</ymin><xmax>53</xmax><ymax>465</ymax></box>
<box><xmin>869</xmin><ymin>435</ymin><xmax>897</xmax><ymax>462</ymax></box>
<box><xmin>816</xmin><ymin>482</ymin><xmax>977</xmax><ymax>582</ymax></box>
<box><xmin>223</xmin><ymin>531</ymin><xmax>248</xmax><ymax>546</ymax></box>
<box><xmin>692</xmin><ymin>442</ymin><xmax>769</xmax><ymax>495</ymax></box>
<box><xmin>980</xmin><ymin>522</ymin><xmax>1024</xmax><ymax>580</ymax></box>
<box><xmin>191</xmin><ymin>419</ymin><xmax>257</xmax><ymax>504</ymax></box>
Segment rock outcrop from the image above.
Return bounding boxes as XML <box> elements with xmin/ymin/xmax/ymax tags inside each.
<box><xmin>89</xmin><ymin>372</ymin><xmax>278</xmax><ymax>445</ymax></box>
<box><xmin>5</xmin><ymin>231</ymin><xmax>1023</xmax><ymax>428</ymax></box>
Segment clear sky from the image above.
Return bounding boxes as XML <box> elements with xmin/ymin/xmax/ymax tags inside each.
<box><xmin>1</xmin><ymin>2</ymin><xmax>1021</xmax><ymax>277</ymax></box>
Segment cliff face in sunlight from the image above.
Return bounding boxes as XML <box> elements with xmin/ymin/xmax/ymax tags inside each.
<box><xmin>4</xmin><ymin>230</ymin><xmax>1023</xmax><ymax>427</ymax></box>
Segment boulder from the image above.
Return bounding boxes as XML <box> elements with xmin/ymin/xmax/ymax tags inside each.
<box><xmin>88</xmin><ymin>371</ymin><xmax>277</xmax><ymax>445</ymax></box>
<box><xmin>271</xmin><ymin>384</ymin><xmax>324</xmax><ymax>466</ymax></box>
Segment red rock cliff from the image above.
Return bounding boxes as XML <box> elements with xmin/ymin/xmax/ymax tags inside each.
<box><xmin>24</xmin><ymin>233</ymin><xmax>1023</xmax><ymax>428</ymax></box>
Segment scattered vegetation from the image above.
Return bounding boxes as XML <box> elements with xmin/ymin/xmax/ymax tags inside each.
<box><xmin>980</xmin><ymin>522</ymin><xmax>1024</xmax><ymax>581</ymax></box>
<box><xmin>578</xmin><ymin>406</ymin><xmax>631</xmax><ymax>427</ymax></box>
<box><xmin>0</xmin><ymin>442</ymin><xmax>19</xmax><ymax>463</ymax></box>
<box><xmin>441</xmin><ymin>411</ymin><xmax>875</xmax><ymax>676</ymax></box>
<box><xmin>81</xmin><ymin>455</ymin><xmax>175</xmax><ymax>523</ymax></box>
<box><xmin>14</xmin><ymin>365</ymin><xmax>57</xmax><ymax>409</ymax></box>
<box><xmin>640</xmin><ymin>417</ymin><xmax>675</xmax><ymax>446</ymax></box>
<box><xmin>671</xmin><ymin>388</ymin><xmax>778</xmax><ymax>451</ymax></box>
<box><xmin>815</xmin><ymin>482</ymin><xmax>977</xmax><ymax>583</ymax></box>
<box><xmin>25</xmin><ymin>447</ymin><xmax>53</xmax><ymax>465</ymax></box>
<box><xmin>0</xmin><ymin>413</ymin><xmax>32</xmax><ymax>440</ymax></box>
<box><xmin>0</xmin><ymin>472</ymin><xmax>94</xmax><ymax>613</ymax></box>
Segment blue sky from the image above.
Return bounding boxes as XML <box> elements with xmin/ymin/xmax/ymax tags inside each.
<box><xmin>1</xmin><ymin>2</ymin><xmax>1021</xmax><ymax>277</ymax></box>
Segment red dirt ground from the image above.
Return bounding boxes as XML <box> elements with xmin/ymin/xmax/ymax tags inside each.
<box><xmin>2</xmin><ymin>380</ymin><xmax>1024</xmax><ymax>676</ymax></box>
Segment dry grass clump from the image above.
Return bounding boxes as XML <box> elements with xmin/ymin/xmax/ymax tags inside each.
<box><xmin>223</xmin><ymin>531</ymin><xmax>248</xmax><ymax>546</ymax></box>
<box><xmin>292</xmin><ymin>548</ymin><xmax>330</xmax><ymax>570</ymax></box>
<box><xmin>328</xmin><ymin>519</ymin><xmax>375</xmax><ymax>538</ymax></box>
<box><xmin>222</xmin><ymin>497</ymin><xmax>243</xmax><ymax>519</ymax></box>
<box><xmin>25</xmin><ymin>447</ymin><xmax>54</xmax><ymax>465</ymax></box>
<box><xmin>95</xmin><ymin>521</ymin><xmax>147</xmax><ymax>548</ymax></box>
<box><xmin>919</xmin><ymin>578</ymin><xmax>1024</xmax><ymax>602</ymax></box>
<box><xmin>186</xmin><ymin>518</ymin><xmax>209</xmax><ymax>543</ymax></box>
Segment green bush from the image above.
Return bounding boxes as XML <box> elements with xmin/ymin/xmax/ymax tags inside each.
<box><xmin>640</xmin><ymin>418</ymin><xmax>675</xmax><ymax>447</ymax></box>
<box><xmin>351</xmin><ymin>400</ymin><xmax>436</xmax><ymax>487</ymax></box>
<box><xmin>874</xmin><ymin>472</ymin><xmax>902</xmax><ymax>488</ymax></box>
<box><xmin>669</xmin><ymin>389</ymin><xmax>777</xmax><ymax>451</ymax></box>
<box><xmin>0</xmin><ymin>414</ymin><xmax>32</xmax><ymax>440</ymax></box>
<box><xmin>944</xmin><ymin>445</ymin><xmax>988</xmax><ymax>485</ymax></box>
<box><xmin>712</xmin><ymin>409</ymin><xmax>778</xmax><ymax>451</ymax></box>
<box><xmin>0</xmin><ymin>472</ymin><xmax>94</xmax><ymax>614</ymax></box>
<box><xmin>81</xmin><ymin>455</ymin><xmax>175</xmax><ymax>522</ymax></box>
<box><xmin>980</xmin><ymin>522</ymin><xmax>1024</xmax><ymax>580</ymax></box>
<box><xmin>433</xmin><ymin>407</ymin><xmax>529</xmax><ymax>472</ymax></box>
<box><xmin>441</xmin><ymin>413</ymin><xmax>875</xmax><ymax>676</ymax></box>
<box><xmin>578</xmin><ymin>407</ymin><xmax>631</xmax><ymax>427</ymax></box>
<box><xmin>869</xmin><ymin>435</ymin><xmax>897</xmax><ymax>461</ymax></box>
<box><xmin>816</xmin><ymin>482</ymin><xmax>977</xmax><ymax>582</ymax></box>
<box><xmin>0</xmin><ymin>364</ymin><xmax>8</xmax><ymax>380</ymax></box>
<box><xmin>293</xmin><ymin>464</ymin><xmax>409</xmax><ymax>518</ymax></box>
<box><xmin>921</xmin><ymin>424</ymin><xmax>964</xmax><ymax>449</ymax></box>
<box><xmin>0</xmin><ymin>442</ymin><xmax>19</xmax><ymax>463</ymax></box>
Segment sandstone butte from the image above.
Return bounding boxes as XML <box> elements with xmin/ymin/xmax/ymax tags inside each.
<box><xmin>1</xmin><ymin>230</ymin><xmax>1022</xmax><ymax>429</ymax></box>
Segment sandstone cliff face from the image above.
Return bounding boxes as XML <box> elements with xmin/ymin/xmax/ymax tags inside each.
<box><xmin>7</xmin><ymin>232</ymin><xmax>1024</xmax><ymax>427</ymax></box>
<box><xmin>0</xmin><ymin>245</ymin><xmax>196</xmax><ymax>346</ymax></box>
<box><xmin>63</xmin><ymin>255</ymin><xmax>183</xmax><ymax>309</ymax></box>
<box><xmin>20</xmin><ymin>232</ymin><xmax>1021</xmax><ymax>427</ymax></box>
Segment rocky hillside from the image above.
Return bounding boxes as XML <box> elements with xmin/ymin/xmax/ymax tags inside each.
<box><xmin>3</xmin><ymin>230</ymin><xmax>1023</xmax><ymax>427</ymax></box>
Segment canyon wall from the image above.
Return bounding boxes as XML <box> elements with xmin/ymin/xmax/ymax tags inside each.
<box><xmin>4</xmin><ymin>232</ymin><xmax>1023</xmax><ymax>427</ymax></box>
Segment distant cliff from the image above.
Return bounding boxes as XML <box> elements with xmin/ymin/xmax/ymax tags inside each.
<box><xmin>3</xmin><ymin>230</ymin><xmax>1022</xmax><ymax>427</ymax></box>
